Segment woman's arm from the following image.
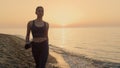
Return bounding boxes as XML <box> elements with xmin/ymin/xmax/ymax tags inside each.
<box><xmin>25</xmin><ymin>21</ymin><xmax>31</xmax><ymax>44</ymax></box>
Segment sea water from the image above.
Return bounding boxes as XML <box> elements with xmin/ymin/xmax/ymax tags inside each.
<box><xmin>0</xmin><ymin>27</ymin><xmax>120</xmax><ymax>63</ymax></box>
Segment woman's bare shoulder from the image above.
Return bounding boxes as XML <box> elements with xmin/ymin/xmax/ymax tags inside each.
<box><xmin>27</xmin><ymin>20</ymin><xmax>34</xmax><ymax>27</ymax></box>
<box><xmin>44</xmin><ymin>21</ymin><xmax>49</xmax><ymax>26</ymax></box>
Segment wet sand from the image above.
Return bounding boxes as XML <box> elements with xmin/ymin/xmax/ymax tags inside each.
<box><xmin>0</xmin><ymin>34</ymin><xmax>69</xmax><ymax>68</ymax></box>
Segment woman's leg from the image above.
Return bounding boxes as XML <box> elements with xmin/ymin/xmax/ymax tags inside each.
<box><xmin>32</xmin><ymin>42</ymin><xmax>41</xmax><ymax>68</ymax></box>
<box><xmin>32</xmin><ymin>41</ymin><xmax>49</xmax><ymax>68</ymax></box>
<box><xmin>40</xmin><ymin>41</ymin><xmax>49</xmax><ymax>68</ymax></box>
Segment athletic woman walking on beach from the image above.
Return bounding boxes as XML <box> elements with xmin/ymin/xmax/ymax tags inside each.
<box><xmin>25</xmin><ymin>6</ymin><xmax>49</xmax><ymax>68</ymax></box>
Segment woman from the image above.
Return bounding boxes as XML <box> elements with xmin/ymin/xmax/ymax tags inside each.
<box><xmin>25</xmin><ymin>6</ymin><xmax>49</xmax><ymax>68</ymax></box>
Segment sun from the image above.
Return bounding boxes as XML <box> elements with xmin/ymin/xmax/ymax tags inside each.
<box><xmin>45</xmin><ymin>6</ymin><xmax>82</xmax><ymax>27</ymax></box>
<box><xmin>52</xmin><ymin>12</ymin><xmax>75</xmax><ymax>26</ymax></box>
<box><xmin>48</xmin><ymin>6</ymin><xmax>81</xmax><ymax>27</ymax></box>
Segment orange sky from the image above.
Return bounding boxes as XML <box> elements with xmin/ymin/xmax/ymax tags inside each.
<box><xmin>0</xmin><ymin>0</ymin><xmax>120</xmax><ymax>28</ymax></box>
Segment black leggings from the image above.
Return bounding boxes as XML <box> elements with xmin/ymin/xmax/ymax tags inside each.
<box><xmin>31</xmin><ymin>40</ymin><xmax>49</xmax><ymax>68</ymax></box>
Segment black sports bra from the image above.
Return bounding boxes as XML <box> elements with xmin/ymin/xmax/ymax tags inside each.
<box><xmin>31</xmin><ymin>20</ymin><xmax>46</xmax><ymax>38</ymax></box>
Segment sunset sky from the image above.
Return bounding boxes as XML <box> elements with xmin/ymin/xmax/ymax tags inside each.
<box><xmin>0</xmin><ymin>0</ymin><xmax>120</xmax><ymax>28</ymax></box>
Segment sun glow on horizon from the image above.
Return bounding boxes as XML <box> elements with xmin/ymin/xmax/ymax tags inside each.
<box><xmin>46</xmin><ymin>8</ymin><xmax>83</xmax><ymax>27</ymax></box>
<box><xmin>43</xmin><ymin>1</ymin><xmax>84</xmax><ymax>27</ymax></box>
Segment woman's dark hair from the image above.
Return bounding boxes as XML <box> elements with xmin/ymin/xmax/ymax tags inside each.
<box><xmin>36</xmin><ymin>6</ymin><xmax>44</xmax><ymax>11</ymax></box>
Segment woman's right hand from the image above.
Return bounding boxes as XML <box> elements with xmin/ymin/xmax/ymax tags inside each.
<box><xmin>25</xmin><ymin>42</ymin><xmax>32</xmax><ymax>49</ymax></box>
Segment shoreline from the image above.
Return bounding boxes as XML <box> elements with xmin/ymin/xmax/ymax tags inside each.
<box><xmin>49</xmin><ymin>45</ymin><xmax>120</xmax><ymax>68</ymax></box>
<box><xmin>48</xmin><ymin>50</ymin><xmax>70</xmax><ymax>68</ymax></box>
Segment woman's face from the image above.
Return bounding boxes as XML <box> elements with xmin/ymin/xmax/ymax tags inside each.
<box><xmin>36</xmin><ymin>7</ymin><xmax>44</xmax><ymax>17</ymax></box>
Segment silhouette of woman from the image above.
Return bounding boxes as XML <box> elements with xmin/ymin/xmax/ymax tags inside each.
<box><xmin>25</xmin><ymin>6</ymin><xmax>49</xmax><ymax>68</ymax></box>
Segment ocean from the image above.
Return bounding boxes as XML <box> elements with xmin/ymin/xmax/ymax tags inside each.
<box><xmin>0</xmin><ymin>27</ymin><xmax>120</xmax><ymax>63</ymax></box>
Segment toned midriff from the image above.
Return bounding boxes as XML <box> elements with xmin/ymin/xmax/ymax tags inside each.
<box><xmin>32</xmin><ymin>37</ymin><xmax>47</xmax><ymax>43</ymax></box>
